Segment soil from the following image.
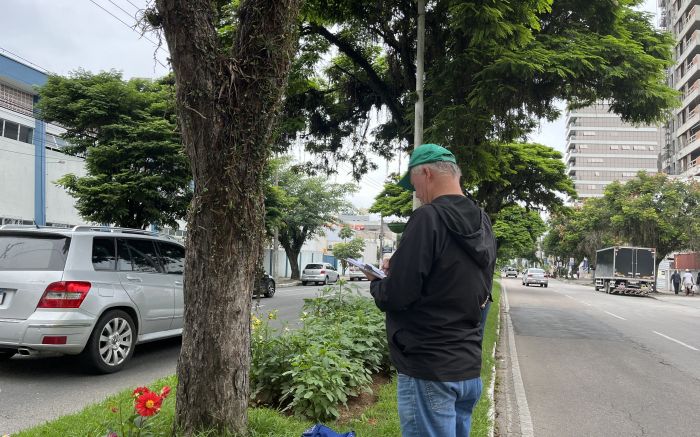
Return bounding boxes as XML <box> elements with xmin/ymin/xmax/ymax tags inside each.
<box><xmin>336</xmin><ymin>372</ymin><xmax>392</xmax><ymax>424</ymax></box>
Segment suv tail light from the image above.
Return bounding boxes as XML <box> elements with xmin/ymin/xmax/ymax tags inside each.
<box><xmin>527</xmin><ymin>274</ymin><xmax>533</xmax><ymax>277</ymax></box>
<box><xmin>320</xmin><ymin>270</ymin><xmax>326</xmax><ymax>274</ymax></box>
<box><xmin>37</xmin><ymin>281</ymin><xmax>92</xmax><ymax>309</ymax></box>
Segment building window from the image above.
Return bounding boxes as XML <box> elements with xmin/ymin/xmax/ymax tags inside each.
<box><xmin>18</xmin><ymin>125</ymin><xmax>33</xmax><ymax>144</ymax></box>
<box><xmin>588</xmin><ymin>158</ymin><xmax>604</xmax><ymax>163</ymax></box>
<box><xmin>610</xmin><ymin>145</ymin><xmax>619</xmax><ymax>150</ymax></box>
<box><xmin>583</xmin><ymin>131</ymin><xmax>596</xmax><ymax>136</ymax></box>
<box><xmin>2</xmin><ymin>120</ymin><xmax>19</xmax><ymax>140</ymax></box>
<box><xmin>622</xmin><ymin>145</ymin><xmax>631</xmax><ymax>150</ymax></box>
<box><xmin>579</xmin><ymin>144</ymin><xmax>589</xmax><ymax>149</ymax></box>
<box><xmin>633</xmin><ymin>145</ymin><xmax>646</xmax><ymax>150</ymax></box>
<box><xmin>588</xmin><ymin>185</ymin><xmax>596</xmax><ymax>189</ymax></box>
<box><xmin>595</xmin><ymin>172</ymin><xmax>601</xmax><ymax>176</ymax></box>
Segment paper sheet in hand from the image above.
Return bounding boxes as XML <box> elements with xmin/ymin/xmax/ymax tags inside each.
<box><xmin>347</xmin><ymin>258</ymin><xmax>386</xmax><ymax>279</ymax></box>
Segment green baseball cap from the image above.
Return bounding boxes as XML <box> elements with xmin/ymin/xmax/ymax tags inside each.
<box><xmin>398</xmin><ymin>143</ymin><xmax>457</xmax><ymax>191</ymax></box>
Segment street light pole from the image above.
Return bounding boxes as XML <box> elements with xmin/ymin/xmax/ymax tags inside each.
<box><xmin>412</xmin><ymin>0</ymin><xmax>426</xmax><ymax>211</ymax></box>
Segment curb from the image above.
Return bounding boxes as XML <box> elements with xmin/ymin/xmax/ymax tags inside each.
<box><xmin>276</xmin><ymin>282</ymin><xmax>301</xmax><ymax>288</ymax></box>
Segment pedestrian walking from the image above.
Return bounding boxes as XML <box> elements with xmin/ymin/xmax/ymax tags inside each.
<box><xmin>671</xmin><ymin>270</ymin><xmax>681</xmax><ymax>295</ymax></box>
<box><xmin>364</xmin><ymin>144</ymin><xmax>497</xmax><ymax>437</ymax></box>
<box><xmin>683</xmin><ymin>269</ymin><xmax>694</xmax><ymax>296</ymax></box>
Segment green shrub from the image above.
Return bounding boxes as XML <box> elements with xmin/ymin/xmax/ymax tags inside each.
<box><xmin>250</xmin><ymin>281</ymin><xmax>389</xmax><ymax>421</ymax></box>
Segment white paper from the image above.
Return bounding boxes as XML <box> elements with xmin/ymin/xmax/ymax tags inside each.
<box><xmin>347</xmin><ymin>258</ymin><xmax>386</xmax><ymax>279</ymax></box>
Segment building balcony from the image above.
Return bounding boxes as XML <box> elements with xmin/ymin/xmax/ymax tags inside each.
<box><xmin>679</xmin><ymin>158</ymin><xmax>700</xmax><ymax>177</ymax></box>
<box><xmin>679</xmin><ymin>80</ymin><xmax>700</xmax><ymax>112</ymax></box>
<box><xmin>675</xmin><ymin>107</ymin><xmax>700</xmax><ymax>137</ymax></box>
<box><xmin>675</xmin><ymin>56</ymin><xmax>700</xmax><ymax>90</ymax></box>
<box><xmin>677</xmin><ymin>33</ymin><xmax>700</xmax><ymax>66</ymax></box>
<box><xmin>675</xmin><ymin>133</ymin><xmax>700</xmax><ymax>161</ymax></box>
<box><xmin>678</xmin><ymin>6</ymin><xmax>700</xmax><ymax>40</ymax></box>
<box><xmin>676</xmin><ymin>0</ymin><xmax>700</xmax><ymax>26</ymax></box>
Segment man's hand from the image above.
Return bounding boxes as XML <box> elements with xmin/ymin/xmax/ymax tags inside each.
<box><xmin>363</xmin><ymin>258</ymin><xmax>390</xmax><ymax>281</ymax></box>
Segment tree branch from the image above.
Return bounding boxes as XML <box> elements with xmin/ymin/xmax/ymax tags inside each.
<box><xmin>307</xmin><ymin>22</ymin><xmax>405</xmax><ymax>126</ymax></box>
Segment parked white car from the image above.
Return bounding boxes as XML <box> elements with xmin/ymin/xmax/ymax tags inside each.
<box><xmin>301</xmin><ymin>263</ymin><xmax>339</xmax><ymax>285</ymax></box>
<box><xmin>0</xmin><ymin>225</ymin><xmax>185</xmax><ymax>373</ymax></box>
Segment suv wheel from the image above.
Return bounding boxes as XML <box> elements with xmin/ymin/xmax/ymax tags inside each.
<box><xmin>264</xmin><ymin>280</ymin><xmax>276</xmax><ymax>298</ymax></box>
<box><xmin>81</xmin><ymin>310</ymin><xmax>136</xmax><ymax>374</ymax></box>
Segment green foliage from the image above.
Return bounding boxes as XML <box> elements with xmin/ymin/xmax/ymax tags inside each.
<box><xmin>296</xmin><ymin>0</ymin><xmax>676</xmax><ymax>189</ymax></box>
<box><xmin>331</xmin><ymin>237</ymin><xmax>366</xmax><ymax>274</ymax></box>
<box><xmin>544</xmin><ymin>172</ymin><xmax>700</xmax><ymax>266</ymax></box>
<box><xmin>275</xmin><ymin>159</ymin><xmax>356</xmax><ymax>278</ymax></box>
<box><xmin>493</xmin><ymin>205</ymin><xmax>546</xmax><ymax>262</ymax></box>
<box><xmin>338</xmin><ymin>225</ymin><xmax>354</xmax><ymax>241</ymax></box>
<box><xmin>37</xmin><ymin>71</ymin><xmax>191</xmax><ymax>229</ymax></box>
<box><xmin>250</xmin><ymin>282</ymin><xmax>389</xmax><ymax>421</ymax></box>
<box><xmin>369</xmin><ymin>174</ymin><xmax>414</xmax><ymax>219</ymax></box>
<box><xmin>472</xmin><ymin>143</ymin><xmax>576</xmax><ymax>215</ymax></box>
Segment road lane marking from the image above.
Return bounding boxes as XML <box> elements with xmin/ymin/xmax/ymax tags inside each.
<box><xmin>653</xmin><ymin>331</ymin><xmax>699</xmax><ymax>351</ymax></box>
<box><xmin>582</xmin><ymin>302</ymin><xmax>592</xmax><ymax>306</ymax></box>
<box><xmin>604</xmin><ymin>311</ymin><xmax>626</xmax><ymax>321</ymax></box>
<box><xmin>503</xmin><ymin>284</ymin><xmax>535</xmax><ymax>437</ymax></box>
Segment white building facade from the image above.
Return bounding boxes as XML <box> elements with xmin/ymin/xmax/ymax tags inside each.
<box><xmin>0</xmin><ymin>53</ymin><xmax>88</xmax><ymax>226</ymax></box>
<box><xmin>659</xmin><ymin>0</ymin><xmax>700</xmax><ymax>176</ymax></box>
<box><xmin>565</xmin><ymin>102</ymin><xmax>663</xmax><ymax>199</ymax></box>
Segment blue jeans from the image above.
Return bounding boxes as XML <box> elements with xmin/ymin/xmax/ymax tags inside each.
<box><xmin>397</xmin><ymin>373</ymin><xmax>483</xmax><ymax>437</ymax></box>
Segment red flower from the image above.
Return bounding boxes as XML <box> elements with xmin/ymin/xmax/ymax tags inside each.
<box><xmin>160</xmin><ymin>386</ymin><xmax>171</xmax><ymax>399</ymax></box>
<box><xmin>133</xmin><ymin>386</ymin><xmax>150</xmax><ymax>398</ymax></box>
<box><xmin>135</xmin><ymin>391</ymin><xmax>162</xmax><ymax>417</ymax></box>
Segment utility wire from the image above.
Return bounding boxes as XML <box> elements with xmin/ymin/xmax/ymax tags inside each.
<box><xmin>87</xmin><ymin>0</ymin><xmax>169</xmax><ymax>67</ymax></box>
<box><xmin>0</xmin><ymin>146</ymin><xmax>85</xmax><ymax>163</ymax></box>
<box><xmin>106</xmin><ymin>0</ymin><xmax>139</xmax><ymax>22</ymax></box>
<box><xmin>125</xmin><ymin>0</ymin><xmax>144</xmax><ymax>12</ymax></box>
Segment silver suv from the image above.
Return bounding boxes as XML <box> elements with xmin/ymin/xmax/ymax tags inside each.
<box><xmin>0</xmin><ymin>226</ymin><xmax>185</xmax><ymax>373</ymax></box>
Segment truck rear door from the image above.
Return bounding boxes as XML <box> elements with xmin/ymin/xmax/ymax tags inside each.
<box><xmin>614</xmin><ymin>248</ymin><xmax>634</xmax><ymax>278</ymax></box>
<box><xmin>634</xmin><ymin>249</ymin><xmax>655</xmax><ymax>280</ymax></box>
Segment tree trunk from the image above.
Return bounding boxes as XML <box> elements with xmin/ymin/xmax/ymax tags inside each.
<box><xmin>154</xmin><ymin>0</ymin><xmax>300</xmax><ymax>434</ymax></box>
<box><xmin>282</xmin><ymin>243</ymin><xmax>302</xmax><ymax>280</ymax></box>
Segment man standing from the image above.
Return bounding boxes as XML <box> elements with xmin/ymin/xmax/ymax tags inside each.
<box><xmin>683</xmin><ymin>269</ymin><xmax>694</xmax><ymax>296</ymax></box>
<box><xmin>671</xmin><ymin>270</ymin><xmax>681</xmax><ymax>295</ymax></box>
<box><xmin>366</xmin><ymin>144</ymin><xmax>497</xmax><ymax>437</ymax></box>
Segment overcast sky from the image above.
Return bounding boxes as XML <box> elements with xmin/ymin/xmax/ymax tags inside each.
<box><xmin>1</xmin><ymin>0</ymin><xmax>659</xmax><ymax>210</ymax></box>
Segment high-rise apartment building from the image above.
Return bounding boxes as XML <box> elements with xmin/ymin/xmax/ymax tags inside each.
<box><xmin>565</xmin><ymin>102</ymin><xmax>662</xmax><ymax>199</ymax></box>
<box><xmin>659</xmin><ymin>0</ymin><xmax>700</xmax><ymax>177</ymax></box>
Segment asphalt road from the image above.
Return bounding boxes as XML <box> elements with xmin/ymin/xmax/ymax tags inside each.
<box><xmin>497</xmin><ymin>277</ymin><xmax>700</xmax><ymax>437</ymax></box>
<box><xmin>0</xmin><ymin>279</ymin><xmax>372</xmax><ymax>434</ymax></box>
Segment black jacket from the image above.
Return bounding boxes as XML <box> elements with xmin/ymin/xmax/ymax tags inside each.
<box><xmin>370</xmin><ymin>195</ymin><xmax>497</xmax><ymax>381</ymax></box>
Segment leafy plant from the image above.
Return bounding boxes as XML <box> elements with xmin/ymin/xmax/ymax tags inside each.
<box><xmin>250</xmin><ymin>281</ymin><xmax>389</xmax><ymax>421</ymax></box>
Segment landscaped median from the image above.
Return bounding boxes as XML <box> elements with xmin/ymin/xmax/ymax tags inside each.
<box><xmin>14</xmin><ymin>280</ymin><xmax>501</xmax><ymax>437</ymax></box>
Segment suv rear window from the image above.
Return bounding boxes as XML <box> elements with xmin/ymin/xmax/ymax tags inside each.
<box><xmin>92</xmin><ymin>237</ymin><xmax>116</xmax><ymax>271</ymax></box>
<box><xmin>305</xmin><ymin>264</ymin><xmax>323</xmax><ymax>269</ymax></box>
<box><xmin>0</xmin><ymin>234</ymin><xmax>70</xmax><ymax>271</ymax></box>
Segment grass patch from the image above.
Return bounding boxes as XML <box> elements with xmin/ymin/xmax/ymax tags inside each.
<box><xmin>16</xmin><ymin>281</ymin><xmax>501</xmax><ymax>437</ymax></box>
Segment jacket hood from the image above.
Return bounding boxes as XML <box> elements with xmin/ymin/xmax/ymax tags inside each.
<box><xmin>429</xmin><ymin>195</ymin><xmax>497</xmax><ymax>268</ymax></box>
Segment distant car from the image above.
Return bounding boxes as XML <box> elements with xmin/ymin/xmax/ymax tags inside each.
<box><xmin>252</xmin><ymin>272</ymin><xmax>276</xmax><ymax>298</ymax></box>
<box><xmin>522</xmin><ymin>268</ymin><xmax>548</xmax><ymax>287</ymax></box>
<box><xmin>505</xmin><ymin>267</ymin><xmax>518</xmax><ymax>278</ymax></box>
<box><xmin>348</xmin><ymin>266</ymin><xmax>366</xmax><ymax>281</ymax></box>
<box><xmin>301</xmin><ymin>263</ymin><xmax>340</xmax><ymax>285</ymax></box>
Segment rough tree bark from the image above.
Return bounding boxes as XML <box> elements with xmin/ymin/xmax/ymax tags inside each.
<box><xmin>153</xmin><ymin>0</ymin><xmax>301</xmax><ymax>434</ymax></box>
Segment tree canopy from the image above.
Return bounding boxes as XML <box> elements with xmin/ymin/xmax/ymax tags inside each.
<box><xmin>290</xmin><ymin>0</ymin><xmax>676</xmax><ymax>185</ymax></box>
<box><xmin>274</xmin><ymin>160</ymin><xmax>356</xmax><ymax>279</ymax></box>
<box><xmin>493</xmin><ymin>205</ymin><xmax>546</xmax><ymax>263</ymax></box>
<box><xmin>37</xmin><ymin>71</ymin><xmax>191</xmax><ymax>229</ymax></box>
<box><xmin>544</xmin><ymin>173</ymin><xmax>700</xmax><ymax>268</ymax></box>
<box><xmin>332</xmin><ymin>237</ymin><xmax>366</xmax><ymax>274</ymax></box>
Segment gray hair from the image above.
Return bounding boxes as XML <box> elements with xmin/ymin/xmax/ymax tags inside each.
<box><xmin>411</xmin><ymin>161</ymin><xmax>462</xmax><ymax>178</ymax></box>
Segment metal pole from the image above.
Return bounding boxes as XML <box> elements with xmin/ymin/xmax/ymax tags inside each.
<box><xmin>412</xmin><ymin>0</ymin><xmax>426</xmax><ymax>210</ymax></box>
<box><xmin>271</xmin><ymin>158</ymin><xmax>280</xmax><ymax>279</ymax></box>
